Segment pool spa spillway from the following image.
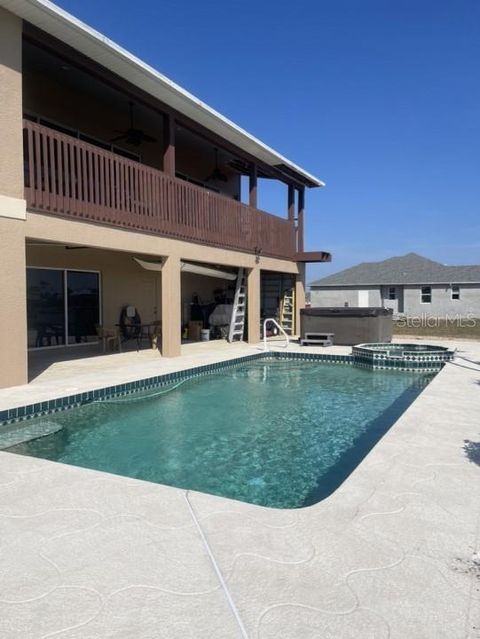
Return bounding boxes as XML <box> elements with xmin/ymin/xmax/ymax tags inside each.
<box><xmin>3</xmin><ymin>354</ymin><xmax>436</xmax><ymax>508</ymax></box>
<box><xmin>352</xmin><ymin>343</ymin><xmax>454</xmax><ymax>372</ymax></box>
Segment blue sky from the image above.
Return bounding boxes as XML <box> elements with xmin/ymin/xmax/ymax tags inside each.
<box><xmin>54</xmin><ymin>0</ymin><xmax>480</xmax><ymax>283</ymax></box>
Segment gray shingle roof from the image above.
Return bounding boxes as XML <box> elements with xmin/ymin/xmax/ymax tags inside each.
<box><xmin>310</xmin><ymin>253</ymin><xmax>480</xmax><ymax>287</ymax></box>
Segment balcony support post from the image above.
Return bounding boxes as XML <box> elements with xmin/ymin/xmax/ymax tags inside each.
<box><xmin>161</xmin><ymin>255</ymin><xmax>181</xmax><ymax>357</ymax></box>
<box><xmin>297</xmin><ymin>186</ymin><xmax>305</xmax><ymax>253</ymax></box>
<box><xmin>288</xmin><ymin>184</ymin><xmax>295</xmax><ymax>223</ymax></box>
<box><xmin>247</xmin><ymin>267</ymin><xmax>261</xmax><ymax>344</ymax></box>
<box><xmin>249</xmin><ymin>163</ymin><xmax>258</xmax><ymax>209</ymax></box>
<box><xmin>162</xmin><ymin>113</ymin><xmax>175</xmax><ymax>176</ymax></box>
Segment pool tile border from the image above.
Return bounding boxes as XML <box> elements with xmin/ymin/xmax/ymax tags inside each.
<box><xmin>0</xmin><ymin>352</ymin><xmax>354</xmax><ymax>427</ymax></box>
<box><xmin>352</xmin><ymin>344</ymin><xmax>454</xmax><ymax>372</ymax></box>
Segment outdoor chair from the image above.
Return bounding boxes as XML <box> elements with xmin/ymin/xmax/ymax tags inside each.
<box><xmin>95</xmin><ymin>325</ymin><xmax>122</xmax><ymax>353</ymax></box>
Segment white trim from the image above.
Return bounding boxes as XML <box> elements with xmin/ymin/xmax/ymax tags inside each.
<box><xmin>3</xmin><ymin>0</ymin><xmax>324</xmax><ymax>187</ymax></box>
<box><xmin>420</xmin><ymin>285</ymin><xmax>432</xmax><ymax>304</ymax></box>
<box><xmin>451</xmin><ymin>284</ymin><xmax>460</xmax><ymax>301</ymax></box>
<box><xmin>0</xmin><ymin>194</ymin><xmax>27</xmax><ymax>220</ymax></box>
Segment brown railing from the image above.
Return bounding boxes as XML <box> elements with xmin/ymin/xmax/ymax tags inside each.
<box><xmin>23</xmin><ymin>120</ymin><xmax>296</xmax><ymax>260</ymax></box>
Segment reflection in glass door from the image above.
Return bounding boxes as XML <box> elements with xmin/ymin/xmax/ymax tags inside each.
<box><xmin>67</xmin><ymin>271</ymin><xmax>100</xmax><ymax>345</ymax></box>
<box><xmin>27</xmin><ymin>268</ymin><xmax>100</xmax><ymax>348</ymax></box>
<box><xmin>27</xmin><ymin>268</ymin><xmax>66</xmax><ymax>348</ymax></box>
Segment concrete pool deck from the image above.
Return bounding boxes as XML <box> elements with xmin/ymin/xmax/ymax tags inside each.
<box><xmin>0</xmin><ymin>338</ymin><xmax>479</xmax><ymax>637</ymax></box>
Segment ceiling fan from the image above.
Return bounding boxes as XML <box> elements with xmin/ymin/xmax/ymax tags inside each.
<box><xmin>110</xmin><ymin>101</ymin><xmax>157</xmax><ymax>147</ymax></box>
<box><xmin>204</xmin><ymin>148</ymin><xmax>228</xmax><ymax>183</ymax></box>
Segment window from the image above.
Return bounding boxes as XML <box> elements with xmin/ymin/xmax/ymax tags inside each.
<box><xmin>451</xmin><ymin>285</ymin><xmax>460</xmax><ymax>301</ymax></box>
<box><xmin>421</xmin><ymin>286</ymin><xmax>432</xmax><ymax>303</ymax></box>
<box><xmin>388</xmin><ymin>287</ymin><xmax>396</xmax><ymax>300</ymax></box>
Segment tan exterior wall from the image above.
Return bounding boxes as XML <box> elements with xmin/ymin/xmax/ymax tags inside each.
<box><xmin>0</xmin><ymin>218</ymin><xmax>27</xmax><ymax>387</ymax></box>
<box><xmin>26</xmin><ymin>245</ymin><xmax>237</xmax><ymax>328</ymax></box>
<box><xmin>22</xmin><ymin>214</ymin><xmax>298</xmax><ymax>363</ymax></box>
<box><xmin>0</xmin><ymin>8</ymin><xmax>23</xmax><ymax>201</ymax></box>
<box><xmin>0</xmin><ymin>10</ymin><xmax>28</xmax><ymax>388</ymax></box>
<box><xmin>247</xmin><ymin>267</ymin><xmax>261</xmax><ymax>343</ymax></box>
<box><xmin>26</xmin><ymin>246</ymin><xmax>160</xmax><ymax>328</ymax></box>
<box><xmin>25</xmin><ymin>213</ymin><xmax>299</xmax><ymax>274</ymax></box>
<box><xmin>161</xmin><ymin>255</ymin><xmax>181</xmax><ymax>356</ymax></box>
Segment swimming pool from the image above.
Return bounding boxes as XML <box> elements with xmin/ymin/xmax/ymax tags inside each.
<box><xmin>8</xmin><ymin>359</ymin><xmax>432</xmax><ymax>508</ymax></box>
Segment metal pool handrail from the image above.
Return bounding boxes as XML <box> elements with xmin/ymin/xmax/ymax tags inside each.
<box><xmin>263</xmin><ymin>318</ymin><xmax>290</xmax><ymax>352</ymax></box>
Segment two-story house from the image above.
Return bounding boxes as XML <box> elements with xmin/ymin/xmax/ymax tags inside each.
<box><xmin>0</xmin><ymin>0</ymin><xmax>328</xmax><ymax>389</ymax></box>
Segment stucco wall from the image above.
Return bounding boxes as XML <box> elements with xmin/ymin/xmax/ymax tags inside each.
<box><xmin>0</xmin><ymin>8</ymin><xmax>23</xmax><ymax>200</ymax></box>
<box><xmin>403</xmin><ymin>284</ymin><xmax>480</xmax><ymax>318</ymax></box>
<box><xmin>310</xmin><ymin>286</ymin><xmax>382</xmax><ymax>308</ymax></box>
<box><xmin>0</xmin><ymin>10</ymin><xmax>28</xmax><ymax>387</ymax></box>
<box><xmin>25</xmin><ymin>212</ymin><xmax>298</xmax><ymax>274</ymax></box>
<box><xmin>26</xmin><ymin>246</ymin><xmax>161</xmax><ymax>329</ymax></box>
<box><xmin>311</xmin><ymin>284</ymin><xmax>480</xmax><ymax>318</ymax></box>
<box><xmin>0</xmin><ymin>218</ymin><xmax>27</xmax><ymax>387</ymax></box>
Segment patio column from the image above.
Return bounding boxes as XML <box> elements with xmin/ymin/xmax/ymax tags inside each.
<box><xmin>288</xmin><ymin>184</ymin><xmax>295</xmax><ymax>223</ymax></box>
<box><xmin>0</xmin><ymin>8</ymin><xmax>27</xmax><ymax>388</ymax></box>
<box><xmin>247</xmin><ymin>267</ymin><xmax>260</xmax><ymax>344</ymax></box>
<box><xmin>161</xmin><ymin>255</ymin><xmax>181</xmax><ymax>357</ymax></box>
<box><xmin>0</xmin><ymin>219</ymin><xmax>27</xmax><ymax>387</ymax></box>
<box><xmin>297</xmin><ymin>187</ymin><xmax>305</xmax><ymax>253</ymax></box>
<box><xmin>295</xmin><ymin>263</ymin><xmax>306</xmax><ymax>337</ymax></box>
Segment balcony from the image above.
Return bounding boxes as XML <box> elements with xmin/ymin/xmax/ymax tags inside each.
<box><xmin>23</xmin><ymin>120</ymin><xmax>296</xmax><ymax>260</ymax></box>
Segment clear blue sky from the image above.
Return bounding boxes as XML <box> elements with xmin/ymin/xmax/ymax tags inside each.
<box><xmin>54</xmin><ymin>0</ymin><xmax>480</xmax><ymax>283</ymax></box>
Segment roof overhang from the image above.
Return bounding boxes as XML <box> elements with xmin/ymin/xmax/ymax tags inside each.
<box><xmin>1</xmin><ymin>0</ymin><xmax>325</xmax><ymax>188</ymax></box>
<box><xmin>296</xmin><ymin>251</ymin><xmax>332</xmax><ymax>264</ymax></box>
<box><xmin>310</xmin><ymin>280</ymin><xmax>480</xmax><ymax>287</ymax></box>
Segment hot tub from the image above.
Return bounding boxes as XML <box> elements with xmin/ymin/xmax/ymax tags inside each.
<box><xmin>301</xmin><ymin>307</ymin><xmax>393</xmax><ymax>345</ymax></box>
<box><xmin>352</xmin><ymin>343</ymin><xmax>455</xmax><ymax>372</ymax></box>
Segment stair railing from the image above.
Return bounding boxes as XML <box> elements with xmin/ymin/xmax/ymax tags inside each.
<box><xmin>263</xmin><ymin>318</ymin><xmax>290</xmax><ymax>352</ymax></box>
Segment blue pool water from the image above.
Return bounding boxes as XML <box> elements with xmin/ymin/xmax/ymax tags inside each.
<box><xmin>9</xmin><ymin>360</ymin><xmax>431</xmax><ymax>508</ymax></box>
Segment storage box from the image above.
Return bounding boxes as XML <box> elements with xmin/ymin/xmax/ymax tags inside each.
<box><xmin>188</xmin><ymin>321</ymin><xmax>203</xmax><ymax>341</ymax></box>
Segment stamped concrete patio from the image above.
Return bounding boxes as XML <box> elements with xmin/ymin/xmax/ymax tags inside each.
<box><xmin>0</xmin><ymin>338</ymin><xmax>479</xmax><ymax>638</ymax></box>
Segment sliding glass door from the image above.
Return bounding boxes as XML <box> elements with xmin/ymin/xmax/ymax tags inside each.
<box><xmin>67</xmin><ymin>271</ymin><xmax>100</xmax><ymax>345</ymax></box>
<box><xmin>27</xmin><ymin>268</ymin><xmax>100</xmax><ymax>349</ymax></box>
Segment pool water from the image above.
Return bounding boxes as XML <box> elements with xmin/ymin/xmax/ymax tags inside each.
<box><xmin>9</xmin><ymin>360</ymin><xmax>431</xmax><ymax>508</ymax></box>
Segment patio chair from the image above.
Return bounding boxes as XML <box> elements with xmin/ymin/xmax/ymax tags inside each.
<box><xmin>95</xmin><ymin>325</ymin><xmax>122</xmax><ymax>353</ymax></box>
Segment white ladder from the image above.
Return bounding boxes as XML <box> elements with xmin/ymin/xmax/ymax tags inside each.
<box><xmin>279</xmin><ymin>288</ymin><xmax>295</xmax><ymax>335</ymax></box>
<box><xmin>228</xmin><ymin>268</ymin><xmax>247</xmax><ymax>342</ymax></box>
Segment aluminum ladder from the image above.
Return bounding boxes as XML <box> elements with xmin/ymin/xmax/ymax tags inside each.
<box><xmin>279</xmin><ymin>287</ymin><xmax>295</xmax><ymax>335</ymax></box>
<box><xmin>228</xmin><ymin>268</ymin><xmax>247</xmax><ymax>342</ymax></box>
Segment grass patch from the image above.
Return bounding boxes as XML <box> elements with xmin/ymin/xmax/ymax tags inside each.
<box><xmin>393</xmin><ymin>318</ymin><xmax>480</xmax><ymax>340</ymax></box>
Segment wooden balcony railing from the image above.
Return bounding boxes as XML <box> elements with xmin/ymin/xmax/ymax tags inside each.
<box><xmin>23</xmin><ymin>120</ymin><xmax>296</xmax><ymax>260</ymax></box>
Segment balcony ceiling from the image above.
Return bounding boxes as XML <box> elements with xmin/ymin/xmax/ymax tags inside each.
<box><xmin>1</xmin><ymin>0</ymin><xmax>325</xmax><ymax>188</ymax></box>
